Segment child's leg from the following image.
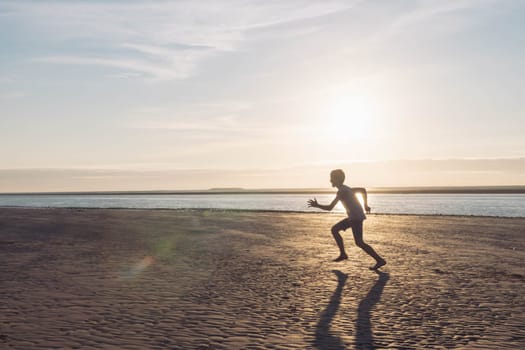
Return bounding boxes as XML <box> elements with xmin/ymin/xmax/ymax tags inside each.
<box><xmin>351</xmin><ymin>221</ymin><xmax>385</xmax><ymax>265</ymax></box>
<box><xmin>331</xmin><ymin>220</ymin><xmax>350</xmax><ymax>260</ymax></box>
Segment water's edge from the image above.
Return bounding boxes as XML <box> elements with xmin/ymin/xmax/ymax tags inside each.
<box><xmin>1</xmin><ymin>206</ymin><xmax>524</xmax><ymax>219</ymax></box>
<box><xmin>1</xmin><ymin>193</ymin><xmax>524</xmax><ymax>218</ymax></box>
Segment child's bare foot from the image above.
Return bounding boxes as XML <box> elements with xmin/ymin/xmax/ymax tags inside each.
<box><xmin>369</xmin><ymin>258</ymin><xmax>386</xmax><ymax>270</ymax></box>
<box><xmin>333</xmin><ymin>254</ymin><xmax>348</xmax><ymax>262</ymax></box>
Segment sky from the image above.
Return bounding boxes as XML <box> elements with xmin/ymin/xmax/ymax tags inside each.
<box><xmin>1</xmin><ymin>0</ymin><xmax>524</xmax><ymax>191</ymax></box>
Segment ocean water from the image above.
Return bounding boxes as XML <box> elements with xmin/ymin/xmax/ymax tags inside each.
<box><xmin>0</xmin><ymin>193</ymin><xmax>524</xmax><ymax>218</ymax></box>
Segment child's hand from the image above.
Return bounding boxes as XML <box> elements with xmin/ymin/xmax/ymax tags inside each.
<box><xmin>365</xmin><ymin>205</ymin><xmax>371</xmax><ymax>214</ymax></box>
<box><xmin>307</xmin><ymin>198</ymin><xmax>319</xmax><ymax>208</ymax></box>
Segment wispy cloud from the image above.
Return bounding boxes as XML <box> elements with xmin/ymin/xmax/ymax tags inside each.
<box><xmin>345</xmin><ymin>0</ymin><xmax>498</xmax><ymax>54</ymax></box>
<box><xmin>1</xmin><ymin>158</ymin><xmax>524</xmax><ymax>191</ymax></box>
<box><xmin>6</xmin><ymin>0</ymin><xmax>497</xmax><ymax>81</ymax></box>
<box><xmin>0</xmin><ymin>92</ymin><xmax>24</xmax><ymax>99</ymax></box>
<box><xmin>391</xmin><ymin>0</ymin><xmax>494</xmax><ymax>28</ymax></box>
<box><xmin>33</xmin><ymin>55</ymin><xmax>193</xmax><ymax>81</ymax></box>
<box><xmin>127</xmin><ymin>101</ymin><xmax>255</xmax><ymax>132</ymax></box>
<box><xmin>6</xmin><ymin>0</ymin><xmax>354</xmax><ymax>80</ymax></box>
<box><xmin>0</xmin><ymin>76</ymin><xmax>15</xmax><ymax>84</ymax></box>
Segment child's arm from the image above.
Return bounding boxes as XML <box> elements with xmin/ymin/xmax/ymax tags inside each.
<box><xmin>308</xmin><ymin>196</ymin><xmax>339</xmax><ymax>211</ymax></box>
<box><xmin>353</xmin><ymin>188</ymin><xmax>371</xmax><ymax>214</ymax></box>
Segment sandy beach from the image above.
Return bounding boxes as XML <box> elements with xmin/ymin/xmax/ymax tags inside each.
<box><xmin>1</xmin><ymin>208</ymin><xmax>524</xmax><ymax>349</ymax></box>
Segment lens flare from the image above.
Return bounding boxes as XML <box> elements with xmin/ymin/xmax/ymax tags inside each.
<box><xmin>120</xmin><ymin>255</ymin><xmax>154</xmax><ymax>279</ymax></box>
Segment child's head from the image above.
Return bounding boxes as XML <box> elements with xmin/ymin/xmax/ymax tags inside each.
<box><xmin>330</xmin><ymin>169</ymin><xmax>345</xmax><ymax>187</ymax></box>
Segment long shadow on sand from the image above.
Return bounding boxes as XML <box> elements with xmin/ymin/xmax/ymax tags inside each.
<box><xmin>355</xmin><ymin>271</ymin><xmax>390</xmax><ymax>350</ymax></box>
<box><xmin>313</xmin><ymin>270</ymin><xmax>389</xmax><ymax>350</ymax></box>
<box><xmin>313</xmin><ymin>270</ymin><xmax>348</xmax><ymax>350</ymax></box>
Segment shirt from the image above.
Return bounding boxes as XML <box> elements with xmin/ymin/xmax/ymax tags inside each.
<box><xmin>337</xmin><ymin>185</ymin><xmax>366</xmax><ymax>221</ymax></box>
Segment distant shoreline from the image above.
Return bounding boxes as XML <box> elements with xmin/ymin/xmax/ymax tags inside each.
<box><xmin>1</xmin><ymin>186</ymin><xmax>525</xmax><ymax>195</ymax></box>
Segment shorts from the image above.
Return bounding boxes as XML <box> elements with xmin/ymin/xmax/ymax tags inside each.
<box><xmin>332</xmin><ymin>218</ymin><xmax>363</xmax><ymax>232</ymax></box>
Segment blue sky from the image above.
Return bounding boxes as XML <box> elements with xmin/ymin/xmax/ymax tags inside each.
<box><xmin>1</xmin><ymin>0</ymin><xmax>524</xmax><ymax>191</ymax></box>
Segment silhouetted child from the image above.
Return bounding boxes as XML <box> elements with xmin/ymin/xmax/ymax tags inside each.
<box><xmin>308</xmin><ymin>169</ymin><xmax>386</xmax><ymax>270</ymax></box>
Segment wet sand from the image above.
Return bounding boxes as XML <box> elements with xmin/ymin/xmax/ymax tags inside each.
<box><xmin>1</xmin><ymin>208</ymin><xmax>524</xmax><ymax>349</ymax></box>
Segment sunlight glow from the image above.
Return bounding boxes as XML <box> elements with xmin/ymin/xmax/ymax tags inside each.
<box><xmin>324</xmin><ymin>94</ymin><xmax>378</xmax><ymax>142</ymax></box>
<box><xmin>333</xmin><ymin>193</ymin><xmax>365</xmax><ymax>213</ymax></box>
<box><xmin>355</xmin><ymin>192</ymin><xmax>365</xmax><ymax>209</ymax></box>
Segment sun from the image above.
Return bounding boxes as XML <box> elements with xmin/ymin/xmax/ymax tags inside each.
<box><xmin>325</xmin><ymin>94</ymin><xmax>377</xmax><ymax>141</ymax></box>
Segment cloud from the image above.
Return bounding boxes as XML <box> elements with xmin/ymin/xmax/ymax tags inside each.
<box><xmin>391</xmin><ymin>0</ymin><xmax>492</xmax><ymax>28</ymax></box>
<box><xmin>127</xmin><ymin>101</ymin><xmax>253</xmax><ymax>131</ymax></box>
<box><xmin>1</xmin><ymin>158</ymin><xmax>523</xmax><ymax>192</ymax></box>
<box><xmin>6</xmin><ymin>0</ymin><xmax>355</xmax><ymax>80</ymax></box>
<box><xmin>33</xmin><ymin>55</ymin><xmax>194</xmax><ymax>80</ymax></box>
<box><xmin>0</xmin><ymin>92</ymin><xmax>24</xmax><ymax>99</ymax></box>
<box><xmin>6</xmin><ymin>0</ymin><xmax>502</xmax><ymax>82</ymax></box>
<box><xmin>345</xmin><ymin>0</ymin><xmax>500</xmax><ymax>55</ymax></box>
<box><xmin>0</xmin><ymin>77</ymin><xmax>15</xmax><ymax>84</ymax></box>
<box><xmin>310</xmin><ymin>158</ymin><xmax>525</xmax><ymax>187</ymax></box>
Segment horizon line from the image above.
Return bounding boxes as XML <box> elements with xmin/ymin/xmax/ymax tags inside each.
<box><xmin>1</xmin><ymin>185</ymin><xmax>525</xmax><ymax>195</ymax></box>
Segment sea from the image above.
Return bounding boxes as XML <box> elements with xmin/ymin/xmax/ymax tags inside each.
<box><xmin>0</xmin><ymin>193</ymin><xmax>524</xmax><ymax>218</ymax></box>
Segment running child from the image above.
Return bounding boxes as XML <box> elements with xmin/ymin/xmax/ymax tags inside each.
<box><xmin>308</xmin><ymin>169</ymin><xmax>386</xmax><ymax>270</ymax></box>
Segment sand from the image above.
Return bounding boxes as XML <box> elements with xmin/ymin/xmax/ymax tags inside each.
<box><xmin>1</xmin><ymin>208</ymin><xmax>524</xmax><ymax>349</ymax></box>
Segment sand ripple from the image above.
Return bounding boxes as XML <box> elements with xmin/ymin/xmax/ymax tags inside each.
<box><xmin>1</xmin><ymin>208</ymin><xmax>524</xmax><ymax>349</ymax></box>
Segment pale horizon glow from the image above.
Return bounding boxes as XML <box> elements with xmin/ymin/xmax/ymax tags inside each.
<box><xmin>1</xmin><ymin>0</ymin><xmax>524</xmax><ymax>191</ymax></box>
